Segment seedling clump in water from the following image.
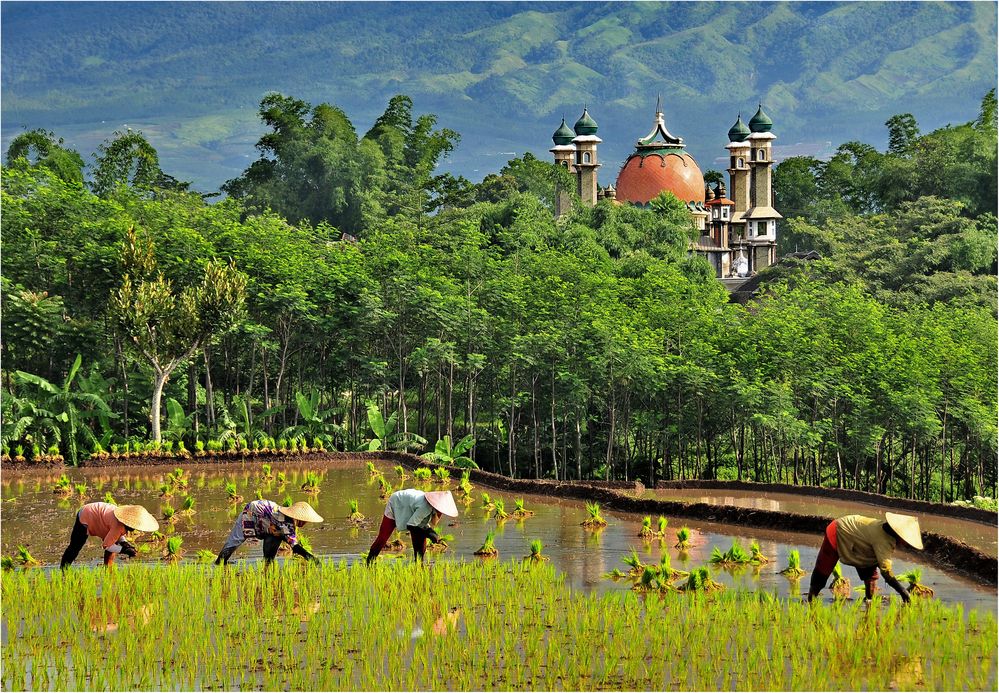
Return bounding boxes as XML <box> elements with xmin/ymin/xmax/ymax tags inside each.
<box><xmin>162</xmin><ymin>536</ymin><xmax>184</xmax><ymax>561</ymax></box>
<box><xmin>474</xmin><ymin>530</ymin><xmax>498</xmax><ymax>557</ymax></box>
<box><xmin>524</xmin><ymin>539</ymin><xmax>548</xmax><ymax>563</ymax></box>
<box><xmin>511</xmin><ymin>498</ymin><xmax>534</xmax><ymax>518</ymax></box>
<box><xmin>638</xmin><ymin>516</ymin><xmax>655</xmax><ymax>538</ymax></box>
<box><xmin>779</xmin><ymin>549</ymin><xmax>806</xmax><ymax>578</ymax></box>
<box><xmin>710</xmin><ymin>540</ymin><xmax>751</xmax><ymax>565</ymax></box>
<box><xmin>830</xmin><ymin>563</ymin><xmax>852</xmax><ymax>598</ymax></box>
<box><xmin>749</xmin><ymin>540</ymin><xmax>769</xmax><ymax>564</ymax></box>
<box><xmin>480</xmin><ymin>492</ymin><xmax>494</xmax><ymax>509</ymax></box>
<box><xmin>348</xmin><ymin>499</ymin><xmax>365</xmax><ymax>524</ymax></box>
<box><xmin>901</xmin><ymin>569</ymin><xmax>935</xmax><ymax>598</ymax></box>
<box><xmin>225</xmin><ymin>481</ymin><xmax>243</xmax><ymax>504</ymax></box>
<box><xmin>675</xmin><ymin>527</ymin><xmax>692</xmax><ymax>550</ymax></box>
<box><xmin>492</xmin><ymin>498</ymin><xmax>509</xmax><ymax>521</ymax></box>
<box><xmin>581</xmin><ymin>502</ymin><xmax>607</xmax><ymax>528</ymax></box>
<box><xmin>301</xmin><ymin>472</ymin><xmax>321</xmax><ymax>494</ymax></box>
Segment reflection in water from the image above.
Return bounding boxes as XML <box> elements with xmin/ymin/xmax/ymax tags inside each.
<box><xmin>1</xmin><ymin>462</ymin><xmax>995</xmax><ymax>614</ymax></box>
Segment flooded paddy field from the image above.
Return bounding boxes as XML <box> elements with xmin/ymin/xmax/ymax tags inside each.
<box><xmin>2</xmin><ymin>460</ymin><xmax>995</xmax><ymax>614</ymax></box>
<box><xmin>645</xmin><ymin>487</ymin><xmax>999</xmax><ymax>557</ymax></box>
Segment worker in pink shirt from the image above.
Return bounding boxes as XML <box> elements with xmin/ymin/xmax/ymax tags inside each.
<box><xmin>60</xmin><ymin>502</ymin><xmax>159</xmax><ymax>568</ymax></box>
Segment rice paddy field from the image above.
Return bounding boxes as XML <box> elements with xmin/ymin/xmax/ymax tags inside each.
<box><xmin>1</xmin><ymin>460</ymin><xmax>997</xmax><ymax>690</ymax></box>
<box><xmin>1</xmin><ymin>560</ymin><xmax>996</xmax><ymax>691</ymax></box>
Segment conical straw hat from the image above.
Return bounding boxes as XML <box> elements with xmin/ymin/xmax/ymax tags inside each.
<box><xmin>885</xmin><ymin>512</ymin><xmax>923</xmax><ymax>550</ymax></box>
<box><xmin>424</xmin><ymin>490</ymin><xmax>458</xmax><ymax>518</ymax></box>
<box><xmin>280</xmin><ymin>501</ymin><xmax>323</xmax><ymax>523</ymax></box>
<box><xmin>113</xmin><ymin>505</ymin><xmax>159</xmax><ymax>533</ymax></box>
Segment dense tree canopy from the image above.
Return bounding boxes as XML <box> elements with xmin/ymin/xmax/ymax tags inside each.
<box><xmin>2</xmin><ymin>92</ymin><xmax>996</xmax><ymax>505</ymax></box>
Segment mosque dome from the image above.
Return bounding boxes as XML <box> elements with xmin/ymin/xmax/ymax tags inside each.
<box><xmin>728</xmin><ymin>114</ymin><xmax>751</xmax><ymax>142</ymax></box>
<box><xmin>615</xmin><ymin>152</ymin><xmax>705</xmax><ymax>205</ymax></box>
<box><xmin>552</xmin><ymin>118</ymin><xmax>575</xmax><ymax>146</ymax></box>
<box><xmin>573</xmin><ymin>108</ymin><xmax>598</xmax><ymax>136</ymax></box>
<box><xmin>749</xmin><ymin>105</ymin><xmax>773</xmax><ymax>133</ymax></box>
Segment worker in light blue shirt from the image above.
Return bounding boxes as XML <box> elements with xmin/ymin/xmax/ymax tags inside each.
<box><xmin>366</xmin><ymin>488</ymin><xmax>458</xmax><ymax>564</ymax></box>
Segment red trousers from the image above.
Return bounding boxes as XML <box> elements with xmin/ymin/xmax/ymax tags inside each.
<box><xmin>810</xmin><ymin>519</ymin><xmax>880</xmax><ymax>593</ymax></box>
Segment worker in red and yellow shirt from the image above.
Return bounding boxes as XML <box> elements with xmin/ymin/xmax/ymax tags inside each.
<box><xmin>807</xmin><ymin>512</ymin><xmax>923</xmax><ymax>603</ymax></box>
<box><xmin>60</xmin><ymin>502</ymin><xmax>159</xmax><ymax>568</ymax></box>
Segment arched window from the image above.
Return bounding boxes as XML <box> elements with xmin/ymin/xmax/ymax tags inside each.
<box><xmin>582</xmin><ymin>151</ymin><xmax>591</xmax><ymax>164</ymax></box>
<box><xmin>737</xmin><ymin>157</ymin><xmax>744</xmax><ymax>167</ymax></box>
<box><xmin>757</xmin><ymin>149</ymin><xmax>765</xmax><ymax>161</ymax></box>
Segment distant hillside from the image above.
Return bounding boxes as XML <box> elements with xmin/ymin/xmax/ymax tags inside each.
<box><xmin>2</xmin><ymin>1</ymin><xmax>995</xmax><ymax>192</ymax></box>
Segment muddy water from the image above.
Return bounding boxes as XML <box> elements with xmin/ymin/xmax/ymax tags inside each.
<box><xmin>2</xmin><ymin>461</ymin><xmax>995</xmax><ymax>614</ymax></box>
<box><xmin>645</xmin><ymin>488</ymin><xmax>999</xmax><ymax>557</ymax></box>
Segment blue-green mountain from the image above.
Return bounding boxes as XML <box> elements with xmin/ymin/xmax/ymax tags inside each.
<box><xmin>2</xmin><ymin>1</ymin><xmax>996</xmax><ymax>192</ymax></box>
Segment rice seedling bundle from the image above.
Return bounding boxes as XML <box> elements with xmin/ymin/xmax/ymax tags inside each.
<box><xmin>492</xmin><ymin>498</ymin><xmax>509</xmax><ymax>521</ymax></box>
<box><xmin>749</xmin><ymin>540</ymin><xmax>769</xmax><ymax>564</ymax></box>
<box><xmin>524</xmin><ymin>539</ymin><xmax>548</xmax><ymax>563</ymax></box>
<box><xmin>581</xmin><ymin>502</ymin><xmax>607</xmax><ymax>528</ymax></box>
<box><xmin>413</xmin><ymin>467</ymin><xmax>432</xmax><ymax>481</ymax></box>
<box><xmin>433</xmin><ymin>467</ymin><xmax>450</xmax><ymax>484</ymax></box>
<box><xmin>710</xmin><ymin>540</ymin><xmax>751</xmax><ymax>565</ymax></box>
<box><xmin>426</xmin><ymin>534</ymin><xmax>455</xmax><ymax>553</ymax></box>
<box><xmin>511</xmin><ymin>498</ymin><xmax>534</xmax><ymax>518</ymax></box>
<box><xmin>347</xmin><ymin>499</ymin><xmax>365</xmax><ymax>524</ymax></box>
<box><xmin>638</xmin><ymin>516</ymin><xmax>654</xmax><ymax>538</ymax></box>
<box><xmin>675</xmin><ymin>526</ymin><xmax>692</xmax><ymax>550</ymax></box>
<box><xmin>901</xmin><ymin>568</ymin><xmax>935</xmax><ymax>598</ymax></box>
<box><xmin>480</xmin><ymin>492</ymin><xmax>494</xmax><ymax>509</ymax></box>
<box><xmin>779</xmin><ymin>549</ymin><xmax>806</xmax><ymax>578</ymax></box>
<box><xmin>830</xmin><ymin>563</ymin><xmax>852</xmax><ymax>599</ymax></box>
<box><xmin>473</xmin><ymin>530</ymin><xmax>498</xmax><ymax>557</ymax></box>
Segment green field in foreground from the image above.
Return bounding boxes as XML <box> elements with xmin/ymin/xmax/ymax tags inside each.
<box><xmin>2</xmin><ymin>560</ymin><xmax>996</xmax><ymax>691</ymax></box>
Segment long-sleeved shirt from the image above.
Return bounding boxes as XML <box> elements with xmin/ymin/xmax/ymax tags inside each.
<box><xmin>835</xmin><ymin>514</ymin><xmax>897</xmax><ymax>574</ymax></box>
<box><xmin>78</xmin><ymin>502</ymin><xmax>128</xmax><ymax>549</ymax></box>
<box><xmin>238</xmin><ymin>500</ymin><xmax>298</xmax><ymax>546</ymax></box>
<box><xmin>385</xmin><ymin>489</ymin><xmax>434</xmax><ymax>532</ymax></box>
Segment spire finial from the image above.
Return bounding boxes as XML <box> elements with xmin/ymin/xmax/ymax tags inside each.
<box><xmin>656</xmin><ymin>93</ymin><xmax>662</xmax><ymax>114</ymax></box>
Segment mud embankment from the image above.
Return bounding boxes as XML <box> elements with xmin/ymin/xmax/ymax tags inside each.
<box><xmin>656</xmin><ymin>479</ymin><xmax>997</xmax><ymax>525</ymax></box>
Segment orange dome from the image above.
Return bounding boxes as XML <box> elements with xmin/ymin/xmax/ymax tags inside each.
<box><xmin>615</xmin><ymin>152</ymin><xmax>705</xmax><ymax>205</ymax></box>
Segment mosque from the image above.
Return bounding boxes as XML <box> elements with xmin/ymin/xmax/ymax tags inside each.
<box><xmin>549</xmin><ymin>100</ymin><xmax>780</xmax><ymax>279</ymax></box>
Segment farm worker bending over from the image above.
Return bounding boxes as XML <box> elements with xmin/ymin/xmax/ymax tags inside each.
<box><xmin>366</xmin><ymin>489</ymin><xmax>458</xmax><ymax>564</ymax></box>
<box><xmin>215</xmin><ymin>500</ymin><xmax>322</xmax><ymax>565</ymax></box>
<box><xmin>807</xmin><ymin>512</ymin><xmax>923</xmax><ymax>604</ymax></box>
<box><xmin>60</xmin><ymin>502</ymin><xmax>159</xmax><ymax>569</ymax></box>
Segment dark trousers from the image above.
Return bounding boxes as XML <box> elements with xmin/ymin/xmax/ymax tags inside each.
<box><xmin>216</xmin><ymin>535</ymin><xmax>283</xmax><ymax>565</ymax></box>
<box><xmin>367</xmin><ymin>515</ymin><xmax>428</xmax><ymax>563</ymax></box>
<box><xmin>60</xmin><ymin>514</ymin><xmax>90</xmax><ymax>568</ymax></box>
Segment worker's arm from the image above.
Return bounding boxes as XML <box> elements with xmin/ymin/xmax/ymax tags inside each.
<box><xmin>408</xmin><ymin>525</ymin><xmax>442</xmax><ymax>545</ymax></box>
<box><xmin>103</xmin><ymin>543</ymin><xmax>122</xmax><ymax>566</ymax></box>
<box><xmin>291</xmin><ymin>543</ymin><xmax>319</xmax><ymax>563</ymax></box>
<box><xmin>882</xmin><ymin>571</ymin><xmax>911</xmax><ymax>604</ymax></box>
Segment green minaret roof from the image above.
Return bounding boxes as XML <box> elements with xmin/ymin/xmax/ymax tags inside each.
<box><xmin>749</xmin><ymin>104</ymin><xmax>773</xmax><ymax>133</ymax></box>
<box><xmin>552</xmin><ymin>117</ymin><xmax>575</xmax><ymax>145</ymax></box>
<box><xmin>728</xmin><ymin>114</ymin><xmax>751</xmax><ymax>142</ymax></box>
<box><xmin>574</xmin><ymin>107</ymin><xmax>598</xmax><ymax>136</ymax></box>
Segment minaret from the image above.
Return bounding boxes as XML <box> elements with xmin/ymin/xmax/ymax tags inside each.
<box><xmin>550</xmin><ymin>117</ymin><xmax>576</xmax><ymax>216</ymax></box>
<box><xmin>572</xmin><ymin>107</ymin><xmax>601</xmax><ymax>206</ymax></box>
<box><xmin>725</xmin><ymin>113</ymin><xmax>752</xmax><ymax>237</ymax></box>
<box><xmin>744</xmin><ymin>104</ymin><xmax>781</xmax><ymax>271</ymax></box>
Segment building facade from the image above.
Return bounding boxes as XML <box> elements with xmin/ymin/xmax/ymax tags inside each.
<box><xmin>551</xmin><ymin>101</ymin><xmax>781</xmax><ymax>279</ymax></box>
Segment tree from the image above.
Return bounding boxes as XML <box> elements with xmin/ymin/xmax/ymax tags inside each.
<box><xmin>91</xmin><ymin>129</ymin><xmax>186</xmax><ymax>196</ymax></box>
<box><xmin>110</xmin><ymin>227</ymin><xmax>246</xmax><ymax>442</ymax></box>
<box><xmin>5</xmin><ymin>129</ymin><xmax>85</xmax><ymax>184</ymax></box>
<box><xmin>885</xmin><ymin>114</ymin><xmax>920</xmax><ymax>155</ymax></box>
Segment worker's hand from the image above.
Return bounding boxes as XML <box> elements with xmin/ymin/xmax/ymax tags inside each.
<box><xmin>119</xmin><ymin>544</ymin><xmax>138</xmax><ymax>558</ymax></box>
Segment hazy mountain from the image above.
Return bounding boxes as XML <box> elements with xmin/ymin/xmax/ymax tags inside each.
<box><xmin>2</xmin><ymin>1</ymin><xmax>995</xmax><ymax>192</ymax></box>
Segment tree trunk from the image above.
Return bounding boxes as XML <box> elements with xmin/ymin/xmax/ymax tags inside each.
<box><xmin>204</xmin><ymin>349</ymin><xmax>216</xmax><ymax>428</ymax></box>
<box><xmin>151</xmin><ymin>368</ymin><xmax>169</xmax><ymax>443</ymax></box>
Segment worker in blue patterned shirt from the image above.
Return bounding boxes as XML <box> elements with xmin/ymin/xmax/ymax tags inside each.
<box><xmin>215</xmin><ymin>499</ymin><xmax>323</xmax><ymax>565</ymax></box>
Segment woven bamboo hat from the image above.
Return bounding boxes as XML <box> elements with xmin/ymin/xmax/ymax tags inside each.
<box><xmin>885</xmin><ymin>512</ymin><xmax>923</xmax><ymax>550</ymax></box>
<box><xmin>424</xmin><ymin>490</ymin><xmax>459</xmax><ymax>518</ymax></box>
<box><xmin>280</xmin><ymin>501</ymin><xmax>324</xmax><ymax>523</ymax></box>
<box><xmin>113</xmin><ymin>505</ymin><xmax>159</xmax><ymax>533</ymax></box>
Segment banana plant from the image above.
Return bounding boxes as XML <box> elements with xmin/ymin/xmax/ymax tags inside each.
<box><xmin>421</xmin><ymin>434</ymin><xmax>478</xmax><ymax>469</ymax></box>
<box><xmin>280</xmin><ymin>390</ymin><xmax>342</xmax><ymax>446</ymax></box>
<box><xmin>360</xmin><ymin>401</ymin><xmax>426</xmax><ymax>452</ymax></box>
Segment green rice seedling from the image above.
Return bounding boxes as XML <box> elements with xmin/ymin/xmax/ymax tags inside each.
<box><xmin>394</xmin><ymin>465</ymin><xmax>408</xmax><ymax>482</ymax></box>
<box><xmin>779</xmin><ymin>550</ymin><xmax>806</xmax><ymax>578</ymax></box>
<box><xmin>175</xmin><ymin>441</ymin><xmax>191</xmax><ymax>459</ymax></box>
<box><xmin>426</xmin><ymin>534</ymin><xmax>455</xmax><ymax>553</ymax></box>
<box><xmin>603</xmin><ymin>567</ymin><xmax>627</xmax><ymax>580</ymax></box>
<box><xmin>385</xmin><ymin>531</ymin><xmax>406</xmax><ymax>553</ymax></box>
<box><xmin>158</xmin><ymin>482</ymin><xmax>173</xmax><ymax>498</ymax></box>
<box><xmin>633</xmin><ymin>565</ymin><xmax>674</xmax><ymax>593</ymax></box>
<box><xmin>492</xmin><ymin>498</ymin><xmax>509</xmax><ymax>521</ymax></box>
<box><xmin>473</xmin><ymin>530</ymin><xmax>498</xmax><ymax>557</ymax></box>
<box><xmin>277</xmin><ymin>438</ymin><xmax>288</xmax><ymax>453</ymax></box>
<box><xmin>196</xmin><ymin>549</ymin><xmax>217</xmax><ymax>564</ymax></box>
<box><xmin>225</xmin><ymin>482</ymin><xmax>243</xmax><ymax>504</ymax></box>
<box><xmin>311</xmin><ymin>437</ymin><xmax>325</xmax><ymax>452</ymax></box>
<box><xmin>163</xmin><ymin>536</ymin><xmax>184</xmax><ymax>561</ymax></box>
<box><xmin>638</xmin><ymin>516</ymin><xmax>655</xmax><ymax>538</ymax></box>
<box><xmin>162</xmin><ymin>503</ymin><xmax>176</xmax><ymax>522</ymax></box>
<box><xmin>297</xmin><ymin>533</ymin><xmax>313</xmax><ymax>555</ymax></box>
<box><xmin>276</xmin><ymin>471</ymin><xmax>287</xmax><ymax>488</ymax></box>
<box><xmin>181</xmin><ymin>495</ymin><xmax>196</xmax><ymax>515</ymax></box>
<box><xmin>194</xmin><ymin>439</ymin><xmax>206</xmax><ymax>457</ymax></box>
<box><xmin>348</xmin><ymin>499</ymin><xmax>365</xmax><ymax>524</ymax></box>
<box><xmin>459</xmin><ymin>477</ymin><xmax>474</xmax><ymax>501</ymax></box>
<box><xmin>659</xmin><ymin>551</ymin><xmax>687</xmax><ymax>581</ymax></box>
<box><xmin>480</xmin><ymin>492</ymin><xmax>494</xmax><ymax>509</ymax></box>
<box><xmin>52</xmin><ymin>474</ymin><xmax>72</xmax><ymax>496</ymax></box>
<box><xmin>680</xmin><ymin>566</ymin><xmax>724</xmax><ymax>592</ymax></box>
<box><xmin>282</xmin><ymin>494</ymin><xmax>295</xmax><ymax>508</ymax></box>
<box><xmin>75</xmin><ymin>483</ymin><xmax>88</xmax><ymax>499</ymax></box>
<box><xmin>581</xmin><ymin>502</ymin><xmax>607</xmax><ymax>528</ymax></box>
<box><xmin>47</xmin><ymin>444</ymin><xmax>64</xmax><ymax>464</ymax></box>
<box><xmin>260</xmin><ymin>464</ymin><xmax>273</xmax><ymax>481</ymax></box>
<box><xmin>900</xmin><ymin>568</ymin><xmax>935</xmax><ymax>598</ymax></box>
<box><xmin>146</xmin><ymin>530</ymin><xmax>165</xmax><ymax>547</ymax></box>
<box><xmin>524</xmin><ymin>539</ymin><xmax>548</xmax><ymax>563</ymax></box>
<box><xmin>103</xmin><ymin>491</ymin><xmax>116</xmax><ymax>505</ymax></box>
<box><xmin>749</xmin><ymin>540</ymin><xmax>769</xmax><ymax>564</ymax></box>
<box><xmin>162</xmin><ymin>441</ymin><xmax>174</xmax><ymax>456</ymax></box>
<box><xmin>301</xmin><ymin>471</ymin><xmax>321</xmax><ymax>494</ymax></box>
<box><xmin>710</xmin><ymin>541</ymin><xmax>751</xmax><ymax>565</ymax></box>
<box><xmin>16</xmin><ymin>546</ymin><xmax>40</xmax><ymax>567</ymax></box>
<box><xmin>13</xmin><ymin>444</ymin><xmax>25</xmax><ymax>463</ymax></box>
<box><xmin>1</xmin><ymin>556</ymin><xmax>14</xmax><ymax>571</ymax></box>
<box><xmin>512</xmin><ymin>498</ymin><xmax>534</xmax><ymax>518</ymax></box>
<box><xmin>255</xmin><ymin>488</ymin><xmax>264</xmax><ymax>500</ymax></box>
<box><xmin>377</xmin><ymin>474</ymin><xmax>392</xmax><ymax>500</ymax></box>
<box><xmin>675</xmin><ymin>527</ymin><xmax>692</xmax><ymax>550</ymax></box>
<box><xmin>433</xmin><ymin>467</ymin><xmax>450</xmax><ymax>484</ymax></box>
<box><xmin>830</xmin><ymin>563</ymin><xmax>852</xmax><ymax>598</ymax></box>
<box><xmin>366</xmin><ymin>461</ymin><xmax>378</xmax><ymax>476</ymax></box>
<box><xmin>413</xmin><ymin>467</ymin><xmax>432</xmax><ymax>481</ymax></box>
<box><xmin>622</xmin><ymin>548</ymin><xmax>645</xmax><ymax>576</ymax></box>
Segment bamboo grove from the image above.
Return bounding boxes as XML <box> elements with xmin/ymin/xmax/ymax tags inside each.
<box><xmin>2</xmin><ymin>92</ymin><xmax>996</xmax><ymax>503</ymax></box>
